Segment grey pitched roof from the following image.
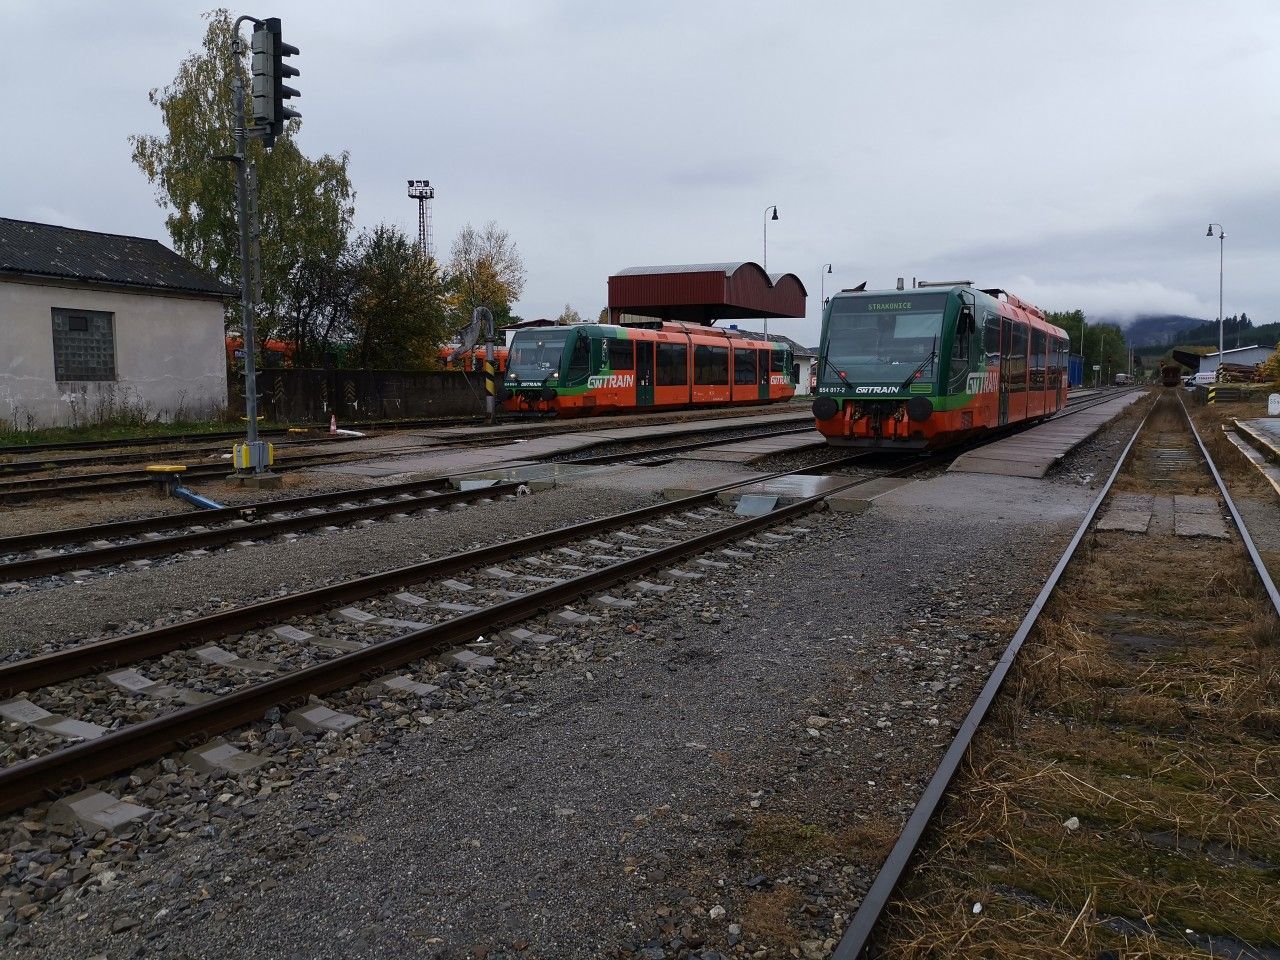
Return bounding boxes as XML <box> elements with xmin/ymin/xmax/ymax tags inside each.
<box><xmin>722</xmin><ymin>328</ymin><xmax>817</xmax><ymax>356</ymax></box>
<box><xmin>0</xmin><ymin>217</ymin><xmax>236</xmax><ymax>298</ymax></box>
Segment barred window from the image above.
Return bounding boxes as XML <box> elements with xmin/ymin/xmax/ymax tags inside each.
<box><xmin>52</xmin><ymin>309</ymin><xmax>116</xmax><ymax>381</ymax></box>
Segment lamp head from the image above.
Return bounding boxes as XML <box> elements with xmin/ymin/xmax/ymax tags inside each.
<box><xmin>825</xmin><ymin>264</ymin><xmax>832</xmax><ymax>274</ymax></box>
<box><xmin>1206</xmin><ymin>225</ymin><xmax>1214</xmax><ymax>237</ymax></box>
<box><xmin>771</xmin><ymin>208</ymin><xmax>779</xmax><ymax>221</ymax></box>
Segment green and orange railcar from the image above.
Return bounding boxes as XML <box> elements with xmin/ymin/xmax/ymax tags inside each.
<box><xmin>811</xmin><ymin>284</ymin><xmax>1069</xmax><ymax>449</ymax></box>
<box><xmin>501</xmin><ymin>322</ymin><xmax>795</xmax><ymax>416</ymax></box>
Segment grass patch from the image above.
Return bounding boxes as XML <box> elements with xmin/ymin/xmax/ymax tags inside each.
<box><xmin>0</xmin><ymin>419</ymin><xmax>251</xmax><ymax>449</ymax></box>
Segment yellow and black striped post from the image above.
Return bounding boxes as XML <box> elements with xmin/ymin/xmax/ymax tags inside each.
<box><xmin>483</xmin><ymin>356</ymin><xmax>496</xmax><ymax>424</ymax></box>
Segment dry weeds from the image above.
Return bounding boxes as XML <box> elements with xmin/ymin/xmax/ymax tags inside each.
<box><xmin>872</xmin><ymin>394</ymin><xmax>1280</xmax><ymax>957</ymax></box>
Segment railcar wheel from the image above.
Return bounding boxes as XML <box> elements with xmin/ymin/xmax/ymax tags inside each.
<box><xmin>540</xmin><ymin>387</ymin><xmax>557</xmax><ymax>401</ymax></box>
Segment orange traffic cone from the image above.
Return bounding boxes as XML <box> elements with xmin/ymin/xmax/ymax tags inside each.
<box><xmin>329</xmin><ymin>413</ymin><xmax>337</xmax><ymax>434</ymax></box>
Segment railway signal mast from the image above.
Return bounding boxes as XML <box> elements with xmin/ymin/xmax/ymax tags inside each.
<box><xmin>408</xmin><ymin>180</ymin><xmax>436</xmax><ymax>261</ymax></box>
<box><xmin>220</xmin><ymin>14</ymin><xmax>301</xmax><ymax>486</ymax></box>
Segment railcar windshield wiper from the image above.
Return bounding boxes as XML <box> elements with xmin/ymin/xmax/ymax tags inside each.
<box><xmin>820</xmin><ymin>351</ymin><xmax>852</xmax><ymax>387</ymax></box>
<box><xmin>898</xmin><ymin>337</ymin><xmax>937</xmax><ymax>391</ymax></box>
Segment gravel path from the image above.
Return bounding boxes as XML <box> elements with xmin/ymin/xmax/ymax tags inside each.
<box><xmin>0</xmin><ymin>408</ymin><xmax>1135</xmax><ymax>959</ymax></box>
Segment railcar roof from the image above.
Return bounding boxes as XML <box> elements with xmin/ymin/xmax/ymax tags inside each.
<box><xmin>827</xmin><ymin>286</ymin><xmax>1066</xmax><ymax>339</ymax></box>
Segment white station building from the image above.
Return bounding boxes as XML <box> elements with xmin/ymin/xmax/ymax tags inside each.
<box><xmin>0</xmin><ymin>218</ymin><xmax>234</xmax><ymax>428</ymax></box>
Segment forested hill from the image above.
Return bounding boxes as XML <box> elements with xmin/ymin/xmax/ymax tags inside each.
<box><xmin>1094</xmin><ymin>314</ymin><xmax>1204</xmax><ymax>347</ymax></box>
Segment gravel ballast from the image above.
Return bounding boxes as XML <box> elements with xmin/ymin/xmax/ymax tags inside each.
<box><xmin>0</xmin><ymin>408</ymin><xmax>1145</xmax><ymax>959</ymax></box>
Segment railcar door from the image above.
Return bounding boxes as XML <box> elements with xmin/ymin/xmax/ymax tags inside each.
<box><xmin>636</xmin><ymin>340</ymin><xmax>655</xmax><ymax>406</ymax></box>
<box><xmin>998</xmin><ymin>316</ymin><xmax>1011</xmax><ymax>426</ymax></box>
<box><xmin>758</xmin><ymin>348</ymin><xmax>771</xmax><ymax>401</ymax></box>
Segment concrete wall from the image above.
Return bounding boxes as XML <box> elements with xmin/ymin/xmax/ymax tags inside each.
<box><xmin>0</xmin><ymin>277</ymin><xmax>228</xmax><ymax>427</ymax></box>
<box><xmin>793</xmin><ymin>356</ymin><xmax>815</xmax><ymax>395</ymax></box>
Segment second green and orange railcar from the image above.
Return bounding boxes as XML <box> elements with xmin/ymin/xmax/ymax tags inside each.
<box><xmin>501</xmin><ymin>322</ymin><xmax>795</xmax><ymax>416</ymax></box>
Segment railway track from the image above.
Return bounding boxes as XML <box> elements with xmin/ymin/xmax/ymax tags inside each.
<box><xmin>834</xmin><ymin>391</ymin><xmax>1274</xmax><ymax>960</ymax></box>
<box><xmin>0</xmin><ymin>450</ymin><xmax>948</xmax><ymax>814</ymax></box>
<box><xmin>0</xmin><ymin>396</ymin><xmax>1133</xmax><ymax>582</ymax></box>
<box><xmin>0</xmin><ymin>477</ymin><xmax>526</xmax><ymax>585</ymax></box>
<box><xmin>0</xmin><ymin>431</ymin><xmax>360</xmax><ymax>478</ymax></box>
<box><xmin>0</xmin><ymin>412</ymin><xmax>812</xmax><ymax>504</ymax></box>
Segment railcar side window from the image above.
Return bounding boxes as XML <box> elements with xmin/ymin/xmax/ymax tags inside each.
<box><xmin>1009</xmin><ymin>322</ymin><xmax>1028</xmax><ymax>393</ymax></box>
<box><xmin>657</xmin><ymin>343</ymin><xmax>688</xmax><ymax>386</ymax></box>
<box><xmin>566</xmin><ymin>335</ymin><xmax>591</xmax><ymax>380</ymax></box>
<box><xmin>733</xmin><ymin>348</ymin><xmax>756</xmax><ymax>385</ymax></box>
<box><xmin>607</xmin><ymin>339</ymin><xmax>633</xmax><ymax>370</ymax></box>
<box><xmin>983</xmin><ymin>314</ymin><xmax>1000</xmax><ymax>359</ymax></box>
<box><xmin>694</xmin><ymin>345</ymin><xmax>729</xmax><ymax>385</ymax></box>
<box><xmin>1031</xmin><ymin>329</ymin><xmax>1047</xmax><ymax>390</ymax></box>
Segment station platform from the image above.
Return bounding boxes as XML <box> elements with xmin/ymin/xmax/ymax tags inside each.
<box><xmin>318</xmin><ymin>410</ymin><xmax>813</xmax><ymax>479</ymax></box>
<box><xmin>1235</xmin><ymin>418</ymin><xmax>1280</xmax><ymax>459</ymax></box>
<box><xmin>1228</xmin><ymin>418</ymin><xmax>1280</xmax><ymax>497</ymax></box>
<box><xmin>947</xmin><ymin>393</ymin><xmax>1143</xmax><ymax>479</ymax></box>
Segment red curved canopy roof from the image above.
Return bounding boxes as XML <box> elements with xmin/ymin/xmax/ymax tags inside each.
<box><xmin>608</xmin><ymin>261</ymin><xmax>807</xmax><ymax>325</ymax></box>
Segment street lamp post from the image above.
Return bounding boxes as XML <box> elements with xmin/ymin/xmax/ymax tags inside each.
<box><xmin>1206</xmin><ymin>223</ymin><xmax>1225</xmax><ymax>375</ymax></box>
<box><xmin>819</xmin><ymin>263</ymin><xmax>832</xmax><ymax>310</ymax></box>
<box><xmin>762</xmin><ymin>205</ymin><xmax>779</xmax><ymax>341</ymax></box>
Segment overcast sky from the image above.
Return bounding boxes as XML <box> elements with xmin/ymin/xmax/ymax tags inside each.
<box><xmin>3</xmin><ymin>0</ymin><xmax>1277</xmax><ymax>345</ymax></box>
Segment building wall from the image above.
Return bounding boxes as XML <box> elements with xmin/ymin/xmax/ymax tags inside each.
<box><xmin>793</xmin><ymin>356</ymin><xmax>815</xmax><ymax>395</ymax></box>
<box><xmin>0</xmin><ymin>277</ymin><xmax>228</xmax><ymax>427</ymax></box>
<box><xmin>1198</xmin><ymin>347</ymin><xmax>1275</xmax><ymax>374</ymax></box>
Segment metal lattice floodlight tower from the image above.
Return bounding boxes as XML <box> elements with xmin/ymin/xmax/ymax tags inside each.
<box><xmin>408</xmin><ymin>179</ymin><xmax>436</xmax><ymax>260</ymax></box>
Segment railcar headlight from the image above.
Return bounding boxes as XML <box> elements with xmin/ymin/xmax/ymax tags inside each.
<box><xmin>811</xmin><ymin>396</ymin><xmax>839</xmax><ymax>420</ymax></box>
<box><xmin>906</xmin><ymin>396</ymin><xmax>934</xmax><ymax>422</ymax></box>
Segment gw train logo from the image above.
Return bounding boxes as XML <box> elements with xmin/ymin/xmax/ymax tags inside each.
<box><xmin>587</xmin><ymin>373</ymin><xmax>635</xmax><ymax>389</ymax></box>
<box><xmin>966</xmin><ymin>371</ymin><xmax>998</xmax><ymax>394</ymax></box>
<box><xmin>854</xmin><ymin>385</ymin><xmax>900</xmax><ymax>395</ymax></box>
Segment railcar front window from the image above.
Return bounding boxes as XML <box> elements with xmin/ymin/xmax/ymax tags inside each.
<box><xmin>507</xmin><ymin>331</ymin><xmax>570</xmax><ymax>381</ymax></box>
<box><xmin>822</xmin><ymin>296</ymin><xmax>946</xmax><ymax>383</ymax></box>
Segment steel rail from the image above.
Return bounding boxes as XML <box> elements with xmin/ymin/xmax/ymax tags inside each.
<box><xmin>0</xmin><ymin>454</ymin><xmax>877</xmax><ymax>697</ymax></box>
<box><xmin>0</xmin><ymin>443</ymin><xmax>457</xmax><ymax>504</ymax></box>
<box><xmin>0</xmin><ymin>433</ymin><xmax>359</xmax><ymax>477</ymax></box>
<box><xmin>832</xmin><ymin>395</ymin><xmax>1156</xmax><ymax>959</ymax></box>
<box><xmin>0</xmin><ymin>413</ymin><xmax>813</xmax><ymax>503</ymax></box>
<box><xmin>0</xmin><ymin>476</ymin><xmax>460</xmax><ymax>554</ymax></box>
<box><xmin>1179</xmin><ymin>394</ymin><xmax>1280</xmax><ymax>615</ymax></box>
<box><xmin>0</xmin><ymin>481</ymin><xmax>522</xmax><ymax>582</ymax></box>
<box><xmin>0</xmin><ymin>466</ymin><xmax>899</xmax><ymax>815</ymax></box>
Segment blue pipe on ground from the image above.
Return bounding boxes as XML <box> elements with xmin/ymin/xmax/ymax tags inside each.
<box><xmin>172</xmin><ymin>485</ymin><xmax>225</xmax><ymax>510</ymax></box>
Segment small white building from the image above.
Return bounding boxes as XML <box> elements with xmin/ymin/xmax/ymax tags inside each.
<box><xmin>725</xmin><ymin>329</ymin><xmax>819</xmax><ymax>395</ymax></box>
<box><xmin>0</xmin><ymin>218</ymin><xmax>234</xmax><ymax>428</ymax></box>
<box><xmin>1198</xmin><ymin>344</ymin><xmax>1276</xmax><ymax>375</ymax></box>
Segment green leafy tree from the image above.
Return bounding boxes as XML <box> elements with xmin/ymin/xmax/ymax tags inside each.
<box><xmin>345</xmin><ymin>225</ymin><xmax>452</xmax><ymax>369</ymax></box>
<box><xmin>447</xmin><ymin>221</ymin><xmax>527</xmax><ymax>328</ymax></box>
<box><xmin>1045</xmin><ymin>309</ymin><xmax>1128</xmax><ymax>384</ymax></box>
<box><xmin>130</xmin><ymin>8</ymin><xmax>354</xmax><ymax>337</ymax></box>
<box><xmin>556</xmin><ymin>303</ymin><xmax>583</xmax><ymax>326</ymax></box>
